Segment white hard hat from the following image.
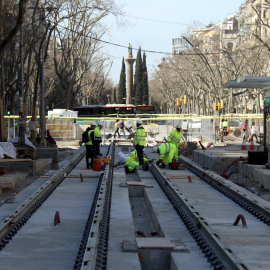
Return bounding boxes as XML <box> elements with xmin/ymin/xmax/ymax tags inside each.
<box><xmin>176</xmin><ymin>124</ymin><xmax>181</xmax><ymax>128</ymax></box>
<box><xmin>98</xmin><ymin>121</ymin><xmax>103</xmax><ymax>126</ymax></box>
<box><xmin>91</xmin><ymin>121</ymin><xmax>97</xmax><ymax>126</ymax></box>
<box><xmin>153</xmin><ymin>146</ymin><xmax>158</xmax><ymax>153</ymax></box>
<box><xmin>136</xmin><ymin>119</ymin><xmax>142</xmax><ymax>124</ymax></box>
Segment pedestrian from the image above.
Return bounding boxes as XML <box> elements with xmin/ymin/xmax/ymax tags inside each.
<box><xmin>85</xmin><ymin>121</ymin><xmax>97</xmax><ymax>169</ymax></box>
<box><xmin>132</xmin><ymin>119</ymin><xmax>146</xmax><ymax>169</ymax></box>
<box><xmin>114</xmin><ymin>119</ymin><xmax>120</xmax><ymax>138</ymax></box>
<box><xmin>119</xmin><ymin>119</ymin><xmax>126</xmax><ymax>138</ymax></box>
<box><xmin>251</xmin><ymin>122</ymin><xmax>257</xmax><ymax>140</ymax></box>
<box><xmin>153</xmin><ymin>143</ymin><xmax>176</xmax><ymax>168</ymax></box>
<box><xmin>94</xmin><ymin>121</ymin><xmax>103</xmax><ymax>156</ymax></box>
<box><xmin>167</xmin><ymin>124</ymin><xmax>182</xmax><ymax>162</ymax></box>
<box><xmin>243</xmin><ymin>120</ymin><xmax>248</xmax><ymax>139</ymax></box>
<box><xmin>124</xmin><ymin>149</ymin><xmax>149</xmax><ymax>173</ymax></box>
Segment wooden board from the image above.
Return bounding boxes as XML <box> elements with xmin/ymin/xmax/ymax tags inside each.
<box><xmin>126</xmin><ymin>181</ymin><xmax>146</xmax><ymax>186</ymax></box>
<box><xmin>168</xmin><ymin>176</ymin><xmax>198</xmax><ymax>179</ymax></box>
<box><xmin>0</xmin><ymin>159</ymin><xmax>32</xmax><ymax>162</ymax></box>
<box><xmin>136</xmin><ymin>238</ymin><xmax>174</xmax><ymax>249</ymax></box>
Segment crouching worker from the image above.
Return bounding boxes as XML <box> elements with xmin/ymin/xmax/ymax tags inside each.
<box><xmin>125</xmin><ymin>150</ymin><xmax>149</xmax><ymax>173</ymax></box>
<box><xmin>153</xmin><ymin>143</ymin><xmax>176</xmax><ymax>168</ymax></box>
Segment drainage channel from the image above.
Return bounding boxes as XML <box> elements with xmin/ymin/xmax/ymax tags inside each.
<box><xmin>179</xmin><ymin>155</ymin><xmax>270</xmax><ymax>226</ymax></box>
<box><xmin>0</xmin><ymin>147</ymin><xmax>86</xmax><ymax>251</ymax></box>
<box><xmin>148</xmin><ymin>159</ymin><xmax>247</xmax><ymax>270</ymax></box>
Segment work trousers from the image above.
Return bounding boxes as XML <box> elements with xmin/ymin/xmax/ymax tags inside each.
<box><xmin>162</xmin><ymin>146</ymin><xmax>176</xmax><ymax>165</ymax></box>
<box><xmin>136</xmin><ymin>145</ymin><xmax>145</xmax><ymax>165</ymax></box>
<box><xmin>96</xmin><ymin>143</ymin><xmax>100</xmax><ymax>156</ymax></box>
<box><xmin>171</xmin><ymin>143</ymin><xmax>179</xmax><ymax>161</ymax></box>
<box><xmin>85</xmin><ymin>145</ymin><xmax>96</xmax><ymax>168</ymax></box>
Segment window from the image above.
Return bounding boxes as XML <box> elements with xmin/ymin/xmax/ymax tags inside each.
<box><xmin>263</xmin><ymin>10</ymin><xmax>267</xmax><ymax>19</ymax></box>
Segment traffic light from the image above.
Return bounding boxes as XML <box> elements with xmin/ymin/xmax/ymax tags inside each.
<box><xmin>160</xmin><ymin>106</ymin><xmax>162</xmax><ymax>110</ymax></box>
<box><xmin>7</xmin><ymin>105</ymin><xmax>11</xmax><ymax>115</ymax></box>
<box><xmin>7</xmin><ymin>92</ymin><xmax>11</xmax><ymax>100</ymax></box>
<box><xmin>218</xmin><ymin>103</ymin><xmax>221</xmax><ymax>110</ymax></box>
<box><xmin>176</xmin><ymin>98</ymin><xmax>180</xmax><ymax>106</ymax></box>
<box><xmin>180</xmin><ymin>98</ymin><xmax>183</xmax><ymax>105</ymax></box>
<box><xmin>184</xmin><ymin>95</ymin><xmax>187</xmax><ymax>104</ymax></box>
<box><xmin>213</xmin><ymin>103</ymin><xmax>217</xmax><ymax>110</ymax></box>
<box><xmin>221</xmin><ymin>100</ymin><xmax>224</xmax><ymax>108</ymax></box>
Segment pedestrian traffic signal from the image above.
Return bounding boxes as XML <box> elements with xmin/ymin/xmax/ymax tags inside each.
<box><xmin>7</xmin><ymin>105</ymin><xmax>11</xmax><ymax>115</ymax></box>
<box><xmin>184</xmin><ymin>95</ymin><xmax>187</xmax><ymax>104</ymax></box>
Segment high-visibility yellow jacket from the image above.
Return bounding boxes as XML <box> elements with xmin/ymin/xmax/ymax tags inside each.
<box><xmin>125</xmin><ymin>150</ymin><xmax>148</xmax><ymax>163</ymax></box>
<box><xmin>85</xmin><ymin>130</ymin><xmax>95</xmax><ymax>146</ymax></box>
<box><xmin>167</xmin><ymin>129</ymin><xmax>182</xmax><ymax>148</ymax></box>
<box><xmin>94</xmin><ymin>126</ymin><xmax>102</xmax><ymax>143</ymax></box>
<box><xmin>223</xmin><ymin>121</ymin><xmax>228</xmax><ymax>128</ymax></box>
<box><xmin>158</xmin><ymin>143</ymin><xmax>175</xmax><ymax>160</ymax></box>
<box><xmin>133</xmin><ymin>125</ymin><xmax>146</xmax><ymax>146</ymax></box>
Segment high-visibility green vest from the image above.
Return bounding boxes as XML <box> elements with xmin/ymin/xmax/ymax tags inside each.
<box><xmin>167</xmin><ymin>129</ymin><xmax>182</xmax><ymax>147</ymax></box>
<box><xmin>94</xmin><ymin>126</ymin><xmax>101</xmax><ymax>142</ymax></box>
<box><xmin>223</xmin><ymin>121</ymin><xmax>228</xmax><ymax>128</ymax></box>
<box><xmin>125</xmin><ymin>150</ymin><xmax>148</xmax><ymax>163</ymax></box>
<box><xmin>85</xmin><ymin>130</ymin><xmax>94</xmax><ymax>146</ymax></box>
<box><xmin>158</xmin><ymin>143</ymin><xmax>175</xmax><ymax>160</ymax></box>
<box><xmin>133</xmin><ymin>125</ymin><xmax>146</xmax><ymax>146</ymax></box>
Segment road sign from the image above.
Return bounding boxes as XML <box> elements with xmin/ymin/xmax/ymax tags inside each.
<box><xmin>229</xmin><ymin>107</ymin><xmax>235</xmax><ymax>113</ymax></box>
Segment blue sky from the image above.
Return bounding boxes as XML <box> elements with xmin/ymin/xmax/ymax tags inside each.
<box><xmin>103</xmin><ymin>0</ymin><xmax>245</xmax><ymax>84</ymax></box>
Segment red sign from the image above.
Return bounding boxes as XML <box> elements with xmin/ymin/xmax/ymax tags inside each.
<box><xmin>229</xmin><ymin>107</ymin><xmax>235</xmax><ymax>113</ymax></box>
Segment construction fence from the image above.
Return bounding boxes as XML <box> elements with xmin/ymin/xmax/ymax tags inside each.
<box><xmin>3</xmin><ymin>114</ymin><xmax>264</xmax><ymax>144</ymax></box>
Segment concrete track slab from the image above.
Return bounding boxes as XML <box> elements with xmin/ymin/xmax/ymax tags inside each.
<box><xmin>168</xmin><ymin>169</ymin><xmax>270</xmax><ymax>270</ymax></box>
<box><xmin>0</xmin><ymin>176</ymin><xmax>99</xmax><ymax>270</ymax></box>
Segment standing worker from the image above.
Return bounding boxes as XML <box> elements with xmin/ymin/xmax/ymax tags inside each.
<box><xmin>153</xmin><ymin>143</ymin><xmax>176</xmax><ymax>168</ymax></box>
<box><xmin>167</xmin><ymin>124</ymin><xmax>182</xmax><ymax>162</ymax></box>
<box><xmin>132</xmin><ymin>119</ymin><xmax>146</xmax><ymax>169</ymax></box>
<box><xmin>114</xmin><ymin>119</ymin><xmax>120</xmax><ymax>139</ymax></box>
<box><xmin>223</xmin><ymin>119</ymin><xmax>229</xmax><ymax>136</ymax></box>
<box><xmin>85</xmin><ymin>121</ymin><xmax>97</xmax><ymax>169</ymax></box>
<box><xmin>125</xmin><ymin>149</ymin><xmax>149</xmax><ymax>173</ymax></box>
<box><xmin>94</xmin><ymin>121</ymin><xmax>103</xmax><ymax>156</ymax></box>
<box><xmin>119</xmin><ymin>119</ymin><xmax>126</xmax><ymax>138</ymax></box>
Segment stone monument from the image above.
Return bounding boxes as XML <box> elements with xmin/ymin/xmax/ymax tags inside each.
<box><xmin>125</xmin><ymin>43</ymin><xmax>136</xmax><ymax>105</ymax></box>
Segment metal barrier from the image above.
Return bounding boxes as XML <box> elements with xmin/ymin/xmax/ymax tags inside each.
<box><xmin>3</xmin><ymin>114</ymin><xmax>264</xmax><ymax>143</ymax></box>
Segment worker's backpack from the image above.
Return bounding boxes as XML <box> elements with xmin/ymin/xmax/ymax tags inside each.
<box><xmin>82</xmin><ymin>128</ymin><xmax>90</xmax><ymax>143</ymax></box>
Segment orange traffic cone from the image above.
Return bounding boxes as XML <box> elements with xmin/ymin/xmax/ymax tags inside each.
<box><xmin>241</xmin><ymin>135</ymin><xmax>246</xmax><ymax>150</ymax></box>
<box><xmin>248</xmin><ymin>132</ymin><xmax>252</xmax><ymax>142</ymax></box>
<box><xmin>250</xmin><ymin>135</ymin><xmax>255</xmax><ymax>151</ymax></box>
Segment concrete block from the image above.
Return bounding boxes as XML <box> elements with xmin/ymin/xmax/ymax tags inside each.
<box><xmin>36</xmin><ymin>148</ymin><xmax>59</xmax><ymax>161</ymax></box>
<box><xmin>123</xmin><ymin>240</ymin><xmax>137</xmax><ymax>252</ymax></box>
<box><xmin>0</xmin><ymin>177</ymin><xmax>17</xmax><ymax>188</ymax></box>
<box><xmin>2</xmin><ymin>173</ymin><xmax>29</xmax><ymax>181</ymax></box>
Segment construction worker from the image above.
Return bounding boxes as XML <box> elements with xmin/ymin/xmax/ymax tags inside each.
<box><xmin>85</xmin><ymin>121</ymin><xmax>97</xmax><ymax>169</ymax></box>
<box><xmin>153</xmin><ymin>143</ymin><xmax>176</xmax><ymax>167</ymax></box>
<box><xmin>94</xmin><ymin>121</ymin><xmax>103</xmax><ymax>156</ymax></box>
<box><xmin>125</xmin><ymin>150</ymin><xmax>149</xmax><ymax>173</ymax></box>
<box><xmin>167</xmin><ymin>124</ymin><xmax>182</xmax><ymax>162</ymax></box>
<box><xmin>132</xmin><ymin>119</ymin><xmax>146</xmax><ymax>168</ymax></box>
<box><xmin>223</xmin><ymin>119</ymin><xmax>229</xmax><ymax>136</ymax></box>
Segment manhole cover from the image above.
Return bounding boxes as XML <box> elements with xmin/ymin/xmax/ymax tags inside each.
<box><xmin>233</xmin><ymin>129</ymin><xmax>241</xmax><ymax>137</ymax></box>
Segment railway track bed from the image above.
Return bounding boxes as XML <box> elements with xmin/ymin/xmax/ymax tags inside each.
<box><xmin>0</xmin><ymin>144</ymin><xmax>270</xmax><ymax>270</ymax></box>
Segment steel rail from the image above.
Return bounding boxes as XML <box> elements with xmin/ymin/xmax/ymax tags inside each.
<box><xmin>149</xmin><ymin>161</ymin><xmax>247</xmax><ymax>270</ymax></box>
<box><xmin>74</xmin><ymin>144</ymin><xmax>112</xmax><ymax>270</ymax></box>
<box><xmin>79</xmin><ymin>143</ymin><xmax>115</xmax><ymax>270</ymax></box>
<box><xmin>179</xmin><ymin>155</ymin><xmax>270</xmax><ymax>225</ymax></box>
<box><xmin>0</xmin><ymin>147</ymin><xmax>86</xmax><ymax>249</ymax></box>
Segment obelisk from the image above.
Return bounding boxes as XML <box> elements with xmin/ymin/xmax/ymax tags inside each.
<box><xmin>125</xmin><ymin>43</ymin><xmax>136</xmax><ymax>105</ymax></box>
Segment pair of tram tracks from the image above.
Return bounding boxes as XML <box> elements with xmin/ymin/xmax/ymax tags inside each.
<box><xmin>0</xmin><ymin>147</ymin><xmax>87</xmax><ymax>251</ymax></box>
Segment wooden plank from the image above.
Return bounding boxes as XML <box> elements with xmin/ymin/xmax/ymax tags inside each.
<box><xmin>168</xmin><ymin>176</ymin><xmax>198</xmax><ymax>179</ymax></box>
<box><xmin>126</xmin><ymin>181</ymin><xmax>146</xmax><ymax>186</ymax></box>
<box><xmin>0</xmin><ymin>159</ymin><xmax>32</xmax><ymax>162</ymax></box>
<box><xmin>136</xmin><ymin>238</ymin><xmax>174</xmax><ymax>249</ymax></box>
